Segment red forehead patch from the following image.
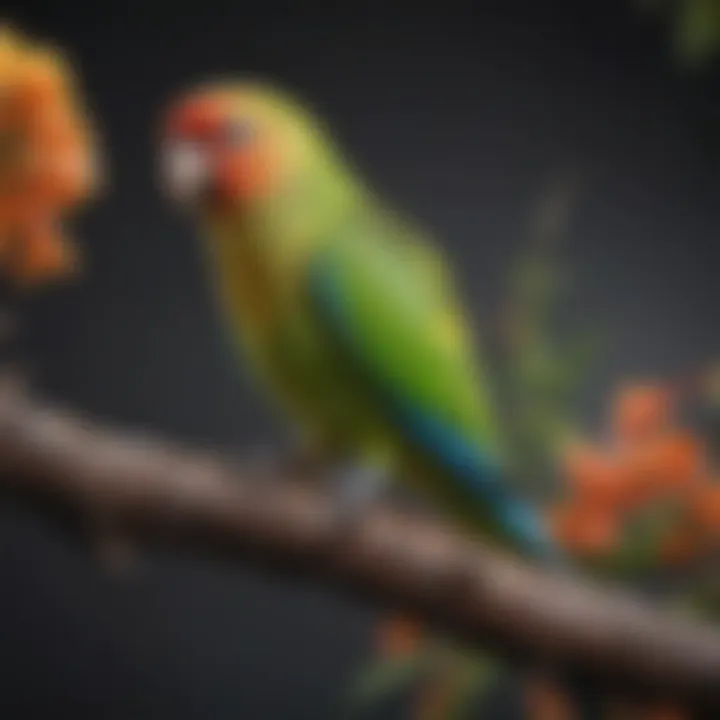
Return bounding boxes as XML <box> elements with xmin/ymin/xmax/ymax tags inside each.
<box><xmin>164</xmin><ymin>93</ymin><xmax>228</xmax><ymax>141</ymax></box>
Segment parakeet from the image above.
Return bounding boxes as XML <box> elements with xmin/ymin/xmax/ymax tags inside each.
<box><xmin>158</xmin><ymin>79</ymin><xmax>558</xmax><ymax>562</ymax></box>
<box><xmin>159</xmin><ymin>79</ymin><xmax>604</xmax><ymax>719</ymax></box>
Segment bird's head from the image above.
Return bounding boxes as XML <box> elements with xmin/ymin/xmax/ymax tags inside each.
<box><xmin>159</xmin><ymin>80</ymin><xmax>325</xmax><ymax>213</ymax></box>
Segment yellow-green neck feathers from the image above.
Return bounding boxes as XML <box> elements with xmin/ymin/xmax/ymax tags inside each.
<box><xmin>202</xmin><ymin>150</ymin><xmax>363</xmax><ymax>332</ymax></box>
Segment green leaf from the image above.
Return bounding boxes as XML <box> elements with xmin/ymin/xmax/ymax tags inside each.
<box><xmin>682</xmin><ymin>580</ymin><xmax>720</xmax><ymax>621</ymax></box>
<box><xmin>495</xmin><ymin>174</ymin><xmax>601</xmax><ymax>499</ymax></box>
<box><xmin>673</xmin><ymin>0</ymin><xmax>720</xmax><ymax>66</ymax></box>
<box><xmin>603</xmin><ymin>501</ymin><xmax>684</xmax><ymax>577</ymax></box>
<box><xmin>406</xmin><ymin>645</ymin><xmax>504</xmax><ymax>720</ymax></box>
<box><xmin>442</xmin><ymin>655</ymin><xmax>502</xmax><ymax>720</ymax></box>
<box><xmin>342</xmin><ymin>653</ymin><xmax>431</xmax><ymax>716</ymax></box>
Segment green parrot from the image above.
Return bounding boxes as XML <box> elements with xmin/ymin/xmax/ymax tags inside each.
<box><xmin>158</xmin><ymin>79</ymin><xmax>559</xmax><ymax>561</ymax></box>
<box><xmin>159</xmin><ymin>79</ymin><xmax>605</xmax><ymax>719</ymax></box>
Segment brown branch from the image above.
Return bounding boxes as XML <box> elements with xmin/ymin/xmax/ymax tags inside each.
<box><xmin>0</xmin><ymin>379</ymin><xmax>718</xmax><ymax>712</ymax></box>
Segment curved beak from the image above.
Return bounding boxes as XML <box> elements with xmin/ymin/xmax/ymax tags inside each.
<box><xmin>160</xmin><ymin>140</ymin><xmax>212</xmax><ymax>205</ymax></box>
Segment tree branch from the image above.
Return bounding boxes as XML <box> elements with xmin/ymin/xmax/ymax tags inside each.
<box><xmin>0</xmin><ymin>379</ymin><xmax>718</xmax><ymax>712</ymax></box>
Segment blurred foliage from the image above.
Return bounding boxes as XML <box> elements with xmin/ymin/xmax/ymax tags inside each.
<box><xmin>347</xmin><ymin>622</ymin><xmax>501</xmax><ymax>720</ymax></box>
<box><xmin>636</xmin><ymin>0</ymin><xmax>720</xmax><ymax>67</ymax></box>
<box><xmin>495</xmin><ymin>174</ymin><xmax>602</xmax><ymax>502</ymax></box>
<box><xmin>345</xmin><ymin>652</ymin><xmax>431</xmax><ymax>716</ymax></box>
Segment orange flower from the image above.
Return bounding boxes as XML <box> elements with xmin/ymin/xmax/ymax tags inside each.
<box><xmin>626</xmin><ymin>433</ymin><xmax>705</xmax><ymax>496</ymax></box>
<box><xmin>561</xmin><ymin>442</ymin><xmax>631</xmax><ymax>510</ymax></box>
<box><xmin>612</xmin><ymin>384</ymin><xmax>672</xmax><ymax>446</ymax></box>
<box><xmin>690</xmin><ymin>483</ymin><xmax>720</xmax><ymax>535</ymax></box>
<box><xmin>557</xmin><ymin>378</ymin><xmax>713</xmax><ymax>571</ymax></box>
<box><xmin>656</xmin><ymin>433</ymin><xmax>705</xmax><ymax>489</ymax></box>
<box><xmin>549</xmin><ymin>502</ymin><xmax>620</xmax><ymax>557</ymax></box>
<box><xmin>375</xmin><ymin>614</ymin><xmax>424</xmax><ymax>659</ymax></box>
<box><xmin>0</xmin><ymin>25</ymin><xmax>97</xmax><ymax>285</ymax></box>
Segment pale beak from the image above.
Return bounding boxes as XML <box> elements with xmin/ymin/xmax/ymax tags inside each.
<box><xmin>160</xmin><ymin>140</ymin><xmax>211</xmax><ymax>204</ymax></box>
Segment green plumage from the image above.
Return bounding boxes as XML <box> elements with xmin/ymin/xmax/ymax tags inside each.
<box><xmin>187</xmin><ymin>82</ymin><xmax>553</xmax><ymax>557</ymax></box>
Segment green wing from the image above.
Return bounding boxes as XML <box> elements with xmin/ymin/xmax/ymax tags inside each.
<box><xmin>308</xmin><ymin>225</ymin><xmax>501</xmax><ymax>459</ymax></box>
<box><xmin>306</xmin><ymin>217</ymin><xmax>559</xmax><ymax>559</ymax></box>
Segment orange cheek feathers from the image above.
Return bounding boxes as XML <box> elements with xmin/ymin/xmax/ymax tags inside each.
<box><xmin>213</xmin><ymin>145</ymin><xmax>279</xmax><ymax>204</ymax></box>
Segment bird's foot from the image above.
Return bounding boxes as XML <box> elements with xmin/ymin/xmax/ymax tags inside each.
<box><xmin>329</xmin><ymin>464</ymin><xmax>391</xmax><ymax>530</ymax></box>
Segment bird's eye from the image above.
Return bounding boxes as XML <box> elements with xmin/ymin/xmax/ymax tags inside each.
<box><xmin>224</xmin><ymin>119</ymin><xmax>255</xmax><ymax>146</ymax></box>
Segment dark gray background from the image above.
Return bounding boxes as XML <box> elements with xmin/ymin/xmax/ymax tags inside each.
<box><xmin>0</xmin><ymin>1</ymin><xmax>717</xmax><ymax>717</ymax></box>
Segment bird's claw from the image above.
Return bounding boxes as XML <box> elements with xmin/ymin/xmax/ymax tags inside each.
<box><xmin>329</xmin><ymin>465</ymin><xmax>390</xmax><ymax>530</ymax></box>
